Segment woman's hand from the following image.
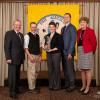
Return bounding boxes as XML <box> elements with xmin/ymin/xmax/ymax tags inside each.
<box><xmin>48</xmin><ymin>48</ymin><xmax>58</xmax><ymax>52</ymax></box>
<box><xmin>6</xmin><ymin>59</ymin><xmax>12</xmax><ymax>64</ymax></box>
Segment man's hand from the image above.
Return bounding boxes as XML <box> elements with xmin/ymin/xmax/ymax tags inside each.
<box><xmin>6</xmin><ymin>59</ymin><xmax>12</xmax><ymax>64</ymax></box>
<box><xmin>43</xmin><ymin>45</ymin><xmax>48</xmax><ymax>50</ymax></box>
<box><xmin>28</xmin><ymin>55</ymin><xmax>34</xmax><ymax>63</ymax></box>
<box><xmin>68</xmin><ymin>54</ymin><xmax>72</xmax><ymax>60</ymax></box>
<box><xmin>39</xmin><ymin>56</ymin><xmax>42</xmax><ymax>62</ymax></box>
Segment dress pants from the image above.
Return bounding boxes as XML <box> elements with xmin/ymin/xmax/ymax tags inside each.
<box><xmin>8</xmin><ymin>63</ymin><xmax>21</xmax><ymax>96</ymax></box>
<box><xmin>47</xmin><ymin>52</ymin><xmax>61</xmax><ymax>89</ymax></box>
<box><xmin>62</xmin><ymin>55</ymin><xmax>75</xmax><ymax>89</ymax></box>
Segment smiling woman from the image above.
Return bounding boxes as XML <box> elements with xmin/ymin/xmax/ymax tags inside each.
<box><xmin>0</xmin><ymin>2</ymin><xmax>100</xmax><ymax>88</ymax></box>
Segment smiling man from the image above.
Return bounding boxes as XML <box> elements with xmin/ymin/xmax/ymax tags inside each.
<box><xmin>4</xmin><ymin>19</ymin><xmax>25</xmax><ymax>99</ymax></box>
<box><xmin>24</xmin><ymin>22</ymin><xmax>41</xmax><ymax>94</ymax></box>
<box><xmin>61</xmin><ymin>13</ymin><xmax>77</xmax><ymax>92</ymax></box>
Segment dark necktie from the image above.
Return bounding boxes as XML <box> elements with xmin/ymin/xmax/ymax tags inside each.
<box><xmin>63</xmin><ymin>26</ymin><xmax>67</xmax><ymax>34</ymax></box>
<box><xmin>17</xmin><ymin>33</ymin><xmax>22</xmax><ymax>42</ymax></box>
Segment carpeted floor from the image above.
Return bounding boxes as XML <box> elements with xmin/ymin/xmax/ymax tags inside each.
<box><xmin>2</xmin><ymin>71</ymin><xmax>99</xmax><ymax>100</ymax></box>
<box><xmin>0</xmin><ymin>86</ymin><xmax>99</xmax><ymax>100</ymax></box>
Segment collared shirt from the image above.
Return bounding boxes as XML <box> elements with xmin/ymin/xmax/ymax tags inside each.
<box><xmin>51</xmin><ymin>32</ymin><xmax>55</xmax><ymax>34</ymax></box>
<box><xmin>30</xmin><ymin>31</ymin><xmax>36</xmax><ymax>35</ymax></box>
<box><xmin>50</xmin><ymin>32</ymin><xmax>55</xmax><ymax>39</ymax></box>
<box><xmin>14</xmin><ymin>30</ymin><xmax>20</xmax><ymax>34</ymax></box>
<box><xmin>66</xmin><ymin>22</ymin><xmax>70</xmax><ymax>28</ymax></box>
<box><xmin>14</xmin><ymin>30</ymin><xmax>18</xmax><ymax>34</ymax></box>
<box><xmin>24</xmin><ymin>34</ymin><xmax>29</xmax><ymax>48</ymax></box>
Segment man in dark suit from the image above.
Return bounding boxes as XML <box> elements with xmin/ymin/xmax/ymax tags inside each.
<box><xmin>61</xmin><ymin>13</ymin><xmax>77</xmax><ymax>92</ymax></box>
<box><xmin>4</xmin><ymin>19</ymin><xmax>25</xmax><ymax>99</ymax></box>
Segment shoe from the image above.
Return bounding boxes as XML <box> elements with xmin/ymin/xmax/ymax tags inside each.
<box><xmin>81</xmin><ymin>90</ymin><xmax>90</xmax><ymax>95</ymax></box>
<box><xmin>10</xmin><ymin>93</ymin><xmax>18</xmax><ymax>99</ymax></box>
<box><xmin>53</xmin><ymin>88</ymin><xmax>60</xmax><ymax>91</ymax></box>
<box><xmin>79</xmin><ymin>88</ymin><xmax>85</xmax><ymax>93</ymax></box>
<box><xmin>97</xmin><ymin>91</ymin><xmax>100</xmax><ymax>95</ymax></box>
<box><xmin>62</xmin><ymin>86</ymin><xmax>69</xmax><ymax>89</ymax></box>
<box><xmin>16</xmin><ymin>89</ymin><xmax>22</xmax><ymax>94</ymax></box>
<box><xmin>33</xmin><ymin>88</ymin><xmax>40</xmax><ymax>94</ymax></box>
<box><xmin>28</xmin><ymin>89</ymin><xmax>40</xmax><ymax>94</ymax></box>
<box><xmin>28</xmin><ymin>89</ymin><xmax>33</xmax><ymax>93</ymax></box>
<box><xmin>49</xmin><ymin>88</ymin><xmax>53</xmax><ymax>91</ymax></box>
<box><xmin>66</xmin><ymin>87</ymin><xmax>76</xmax><ymax>92</ymax></box>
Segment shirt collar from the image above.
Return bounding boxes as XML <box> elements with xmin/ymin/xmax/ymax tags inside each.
<box><xmin>65</xmin><ymin>22</ymin><xmax>70</xmax><ymax>27</ymax></box>
<box><xmin>14</xmin><ymin>30</ymin><xmax>19</xmax><ymax>34</ymax></box>
<box><xmin>51</xmin><ymin>32</ymin><xmax>55</xmax><ymax>34</ymax></box>
<box><xmin>30</xmin><ymin>31</ymin><xmax>36</xmax><ymax>35</ymax></box>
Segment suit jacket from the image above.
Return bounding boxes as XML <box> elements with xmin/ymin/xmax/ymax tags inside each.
<box><xmin>61</xmin><ymin>23</ymin><xmax>77</xmax><ymax>55</ymax></box>
<box><xmin>4</xmin><ymin>30</ymin><xmax>25</xmax><ymax>65</ymax></box>
<box><xmin>77</xmin><ymin>27</ymin><xmax>97</xmax><ymax>53</ymax></box>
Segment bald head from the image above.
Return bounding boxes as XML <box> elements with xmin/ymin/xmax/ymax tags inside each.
<box><xmin>13</xmin><ymin>19</ymin><xmax>21</xmax><ymax>32</ymax></box>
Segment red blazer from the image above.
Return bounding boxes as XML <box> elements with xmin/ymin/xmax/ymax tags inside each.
<box><xmin>77</xmin><ymin>27</ymin><xmax>97</xmax><ymax>53</ymax></box>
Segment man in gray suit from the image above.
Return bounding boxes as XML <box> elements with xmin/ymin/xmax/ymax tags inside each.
<box><xmin>61</xmin><ymin>13</ymin><xmax>77</xmax><ymax>92</ymax></box>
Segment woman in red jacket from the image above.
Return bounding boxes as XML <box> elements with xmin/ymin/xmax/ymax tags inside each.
<box><xmin>77</xmin><ymin>17</ymin><xmax>97</xmax><ymax>95</ymax></box>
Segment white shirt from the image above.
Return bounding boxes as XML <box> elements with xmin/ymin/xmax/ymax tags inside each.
<box><xmin>66</xmin><ymin>22</ymin><xmax>70</xmax><ymax>28</ymax></box>
<box><xmin>24</xmin><ymin>34</ymin><xmax>29</xmax><ymax>48</ymax></box>
<box><xmin>30</xmin><ymin>31</ymin><xmax>36</xmax><ymax>35</ymax></box>
<box><xmin>14</xmin><ymin>30</ymin><xmax>18</xmax><ymax>34</ymax></box>
<box><xmin>51</xmin><ymin>32</ymin><xmax>55</xmax><ymax>34</ymax></box>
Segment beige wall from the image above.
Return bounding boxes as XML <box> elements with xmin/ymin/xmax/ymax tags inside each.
<box><xmin>0</xmin><ymin>2</ymin><xmax>100</xmax><ymax>86</ymax></box>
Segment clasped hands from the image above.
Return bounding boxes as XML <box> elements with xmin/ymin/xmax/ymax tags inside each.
<box><xmin>43</xmin><ymin>45</ymin><xmax>58</xmax><ymax>52</ymax></box>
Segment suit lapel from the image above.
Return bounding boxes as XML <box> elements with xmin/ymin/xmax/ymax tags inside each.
<box><xmin>64</xmin><ymin>23</ymin><xmax>71</xmax><ymax>32</ymax></box>
<box><xmin>49</xmin><ymin>32</ymin><xmax>56</xmax><ymax>41</ymax></box>
<box><xmin>62</xmin><ymin>24</ymin><xmax>71</xmax><ymax>35</ymax></box>
<box><xmin>12</xmin><ymin>30</ymin><xmax>23</xmax><ymax>45</ymax></box>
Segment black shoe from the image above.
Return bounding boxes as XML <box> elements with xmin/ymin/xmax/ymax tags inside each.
<box><xmin>49</xmin><ymin>88</ymin><xmax>53</xmax><ymax>91</ymax></box>
<box><xmin>63</xmin><ymin>87</ymin><xmax>69</xmax><ymax>92</ymax></box>
<box><xmin>28</xmin><ymin>89</ymin><xmax>40</xmax><ymax>94</ymax></box>
<box><xmin>10</xmin><ymin>93</ymin><xmax>18</xmax><ymax>99</ymax></box>
<box><xmin>79</xmin><ymin>88</ymin><xmax>85</xmax><ymax>93</ymax></box>
<box><xmin>53</xmin><ymin>87</ymin><xmax>61</xmax><ymax>91</ymax></box>
<box><xmin>81</xmin><ymin>90</ymin><xmax>90</xmax><ymax>95</ymax></box>
<box><xmin>62</xmin><ymin>86</ymin><xmax>69</xmax><ymax>89</ymax></box>
<box><xmin>28</xmin><ymin>89</ymin><xmax>33</xmax><ymax>93</ymax></box>
<box><xmin>16</xmin><ymin>87</ymin><xmax>24</xmax><ymax>94</ymax></box>
<box><xmin>66</xmin><ymin>87</ymin><xmax>76</xmax><ymax>92</ymax></box>
<box><xmin>16</xmin><ymin>89</ymin><xmax>22</xmax><ymax>94</ymax></box>
<box><xmin>33</xmin><ymin>88</ymin><xmax>40</xmax><ymax>94</ymax></box>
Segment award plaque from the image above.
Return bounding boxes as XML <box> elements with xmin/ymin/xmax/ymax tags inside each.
<box><xmin>44</xmin><ymin>35</ymin><xmax>51</xmax><ymax>52</ymax></box>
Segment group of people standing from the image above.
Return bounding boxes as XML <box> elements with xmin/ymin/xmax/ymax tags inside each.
<box><xmin>4</xmin><ymin>13</ymin><xmax>97</xmax><ymax>99</ymax></box>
